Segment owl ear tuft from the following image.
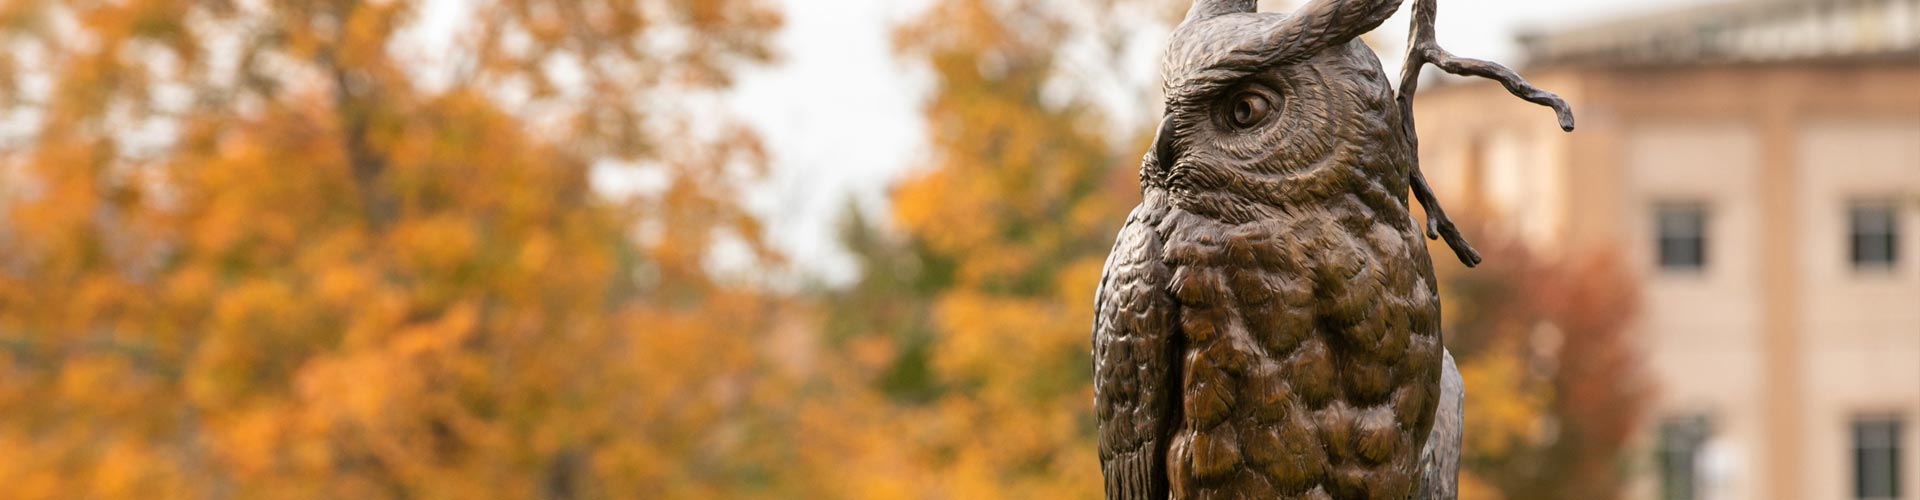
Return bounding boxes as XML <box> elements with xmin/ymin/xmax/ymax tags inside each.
<box><xmin>1186</xmin><ymin>0</ymin><xmax>1256</xmax><ymax>22</ymax></box>
<box><xmin>1273</xmin><ymin>0</ymin><xmax>1403</xmax><ymax>57</ymax></box>
<box><xmin>1209</xmin><ymin>0</ymin><xmax>1401</xmax><ymax>68</ymax></box>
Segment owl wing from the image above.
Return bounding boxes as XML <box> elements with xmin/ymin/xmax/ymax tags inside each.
<box><xmin>1094</xmin><ymin>202</ymin><xmax>1181</xmax><ymax>500</ymax></box>
<box><xmin>1416</xmin><ymin>348</ymin><xmax>1464</xmax><ymax>500</ymax></box>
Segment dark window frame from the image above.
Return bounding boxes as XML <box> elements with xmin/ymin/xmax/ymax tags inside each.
<box><xmin>1656</xmin><ymin>202</ymin><xmax>1710</xmax><ymax>273</ymax></box>
<box><xmin>1855</xmin><ymin>416</ymin><xmax>1904</xmax><ymax>500</ymax></box>
<box><xmin>1659</xmin><ymin>414</ymin><xmax>1713</xmax><ymax>500</ymax></box>
<box><xmin>1849</xmin><ymin>201</ymin><xmax>1901</xmax><ymax>271</ymax></box>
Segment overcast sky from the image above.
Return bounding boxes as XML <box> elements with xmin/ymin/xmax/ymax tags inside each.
<box><xmin>730</xmin><ymin>0</ymin><xmax>1724</xmax><ymax>285</ymax></box>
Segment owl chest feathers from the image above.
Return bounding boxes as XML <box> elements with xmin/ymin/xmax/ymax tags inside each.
<box><xmin>1150</xmin><ymin>193</ymin><xmax>1445</xmax><ymax>498</ymax></box>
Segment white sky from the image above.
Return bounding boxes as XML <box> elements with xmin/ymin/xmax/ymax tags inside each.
<box><xmin>732</xmin><ymin>0</ymin><xmax>1724</xmax><ymax>285</ymax></box>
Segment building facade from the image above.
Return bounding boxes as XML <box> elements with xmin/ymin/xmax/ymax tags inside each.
<box><xmin>1412</xmin><ymin>1</ymin><xmax>1920</xmax><ymax>499</ymax></box>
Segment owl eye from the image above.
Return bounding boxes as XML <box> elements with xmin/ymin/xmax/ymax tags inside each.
<box><xmin>1226</xmin><ymin>91</ymin><xmax>1273</xmax><ymax>129</ymax></box>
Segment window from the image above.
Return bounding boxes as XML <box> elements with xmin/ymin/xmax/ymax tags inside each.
<box><xmin>1856</xmin><ymin>417</ymin><xmax>1904</xmax><ymax>500</ymax></box>
<box><xmin>1851</xmin><ymin>202</ymin><xmax>1901</xmax><ymax>269</ymax></box>
<box><xmin>1657</xmin><ymin>203</ymin><xmax>1708</xmax><ymax>272</ymax></box>
<box><xmin>1659</xmin><ymin>415</ymin><xmax>1712</xmax><ymax>500</ymax></box>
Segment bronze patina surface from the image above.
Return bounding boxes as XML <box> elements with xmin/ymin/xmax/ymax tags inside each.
<box><xmin>1091</xmin><ymin>0</ymin><xmax>1572</xmax><ymax>498</ymax></box>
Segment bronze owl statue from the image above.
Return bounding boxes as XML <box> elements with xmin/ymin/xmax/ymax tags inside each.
<box><xmin>1091</xmin><ymin>0</ymin><xmax>1572</xmax><ymax>499</ymax></box>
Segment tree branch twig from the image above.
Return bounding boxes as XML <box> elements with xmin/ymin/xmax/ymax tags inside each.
<box><xmin>1396</xmin><ymin>0</ymin><xmax>1575</xmax><ymax>267</ymax></box>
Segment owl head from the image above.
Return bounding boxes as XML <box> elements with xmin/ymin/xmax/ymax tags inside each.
<box><xmin>1145</xmin><ymin>0</ymin><xmax>1411</xmax><ymax>225</ymax></box>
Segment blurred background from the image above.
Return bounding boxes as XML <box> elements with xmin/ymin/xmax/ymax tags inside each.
<box><xmin>0</xmin><ymin>0</ymin><xmax>1914</xmax><ymax>499</ymax></box>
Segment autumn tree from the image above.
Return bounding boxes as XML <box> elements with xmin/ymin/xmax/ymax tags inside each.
<box><xmin>1432</xmin><ymin>223</ymin><xmax>1649</xmax><ymax>500</ymax></box>
<box><xmin>0</xmin><ymin>0</ymin><xmax>793</xmax><ymax>498</ymax></box>
<box><xmin>793</xmin><ymin>0</ymin><xmax>1179</xmax><ymax>497</ymax></box>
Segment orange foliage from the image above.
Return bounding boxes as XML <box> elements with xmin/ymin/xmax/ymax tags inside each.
<box><xmin>0</xmin><ymin>0</ymin><xmax>790</xmax><ymax>497</ymax></box>
<box><xmin>796</xmin><ymin>0</ymin><xmax>1167</xmax><ymax>497</ymax></box>
<box><xmin>1433</xmin><ymin>227</ymin><xmax>1650</xmax><ymax>500</ymax></box>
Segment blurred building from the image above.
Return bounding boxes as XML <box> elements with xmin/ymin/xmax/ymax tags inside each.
<box><xmin>1412</xmin><ymin>1</ymin><xmax>1920</xmax><ymax>499</ymax></box>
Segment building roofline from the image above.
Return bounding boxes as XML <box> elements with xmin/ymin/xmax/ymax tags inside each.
<box><xmin>1517</xmin><ymin>0</ymin><xmax>1920</xmax><ymax>68</ymax></box>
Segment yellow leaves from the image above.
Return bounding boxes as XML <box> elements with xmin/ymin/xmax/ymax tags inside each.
<box><xmin>162</xmin><ymin>264</ymin><xmax>215</xmax><ymax>307</ymax></box>
<box><xmin>1459</xmin><ymin>470</ymin><xmax>1507</xmax><ymax>500</ymax></box>
<box><xmin>1460</xmin><ymin>344</ymin><xmax>1551</xmax><ymax>458</ymax></box>
<box><xmin>391</xmin><ymin>215</ymin><xmax>480</xmax><ymax>276</ymax></box>
<box><xmin>314</xmin><ymin>263</ymin><xmax>376</xmax><ymax>310</ymax></box>
<box><xmin>0</xmin><ymin>0</ymin><xmax>794</xmax><ymax>497</ymax></box>
<box><xmin>339</xmin><ymin>286</ymin><xmax>410</xmax><ymax>352</ymax></box>
<box><xmin>391</xmin><ymin>302</ymin><xmax>478</xmax><ymax>357</ymax></box>
<box><xmin>1054</xmin><ymin>256</ymin><xmax>1108</xmax><ymax>305</ymax></box>
<box><xmin>298</xmin><ymin>350</ymin><xmax>414</xmax><ymax>436</ymax></box>
<box><xmin>340</xmin><ymin>1</ymin><xmax>405</xmax><ymax>67</ymax></box>
<box><xmin>66</xmin><ymin>275</ymin><xmax>131</xmax><ymax>332</ymax></box>
<box><xmin>930</xmin><ymin>291</ymin><xmax>1081</xmax><ymax>391</ymax></box>
<box><xmin>803</xmin><ymin>2</ymin><xmax>1156</xmax><ymax>497</ymax></box>
<box><xmin>513</xmin><ymin>231</ymin><xmax>555</xmax><ymax>276</ymax></box>
<box><xmin>183</xmin><ymin>110</ymin><xmax>355</xmax><ymax>261</ymax></box>
<box><xmin>211</xmin><ymin>406</ymin><xmax>290</xmax><ymax>478</ymax></box>
<box><xmin>848</xmin><ymin>335</ymin><xmax>902</xmax><ymax>374</ymax></box>
<box><xmin>208</xmin><ymin>280</ymin><xmax>299</xmax><ymax>336</ymax></box>
<box><xmin>54</xmin><ymin>354</ymin><xmax>136</xmax><ymax>411</ymax></box>
<box><xmin>188</xmin><ymin>280</ymin><xmax>298</xmax><ymax>408</ymax></box>
<box><xmin>91</xmin><ymin>438</ymin><xmax>188</xmax><ymax>500</ymax></box>
<box><xmin>892</xmin><ymin>170</ymin><xmax>988</xmax><ymax>256</ymax></box>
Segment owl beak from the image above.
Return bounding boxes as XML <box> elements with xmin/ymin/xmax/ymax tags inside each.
<box><xmin>1149</xmin><ymin>115</ymin><xmax>1178</xmax><ymax>170</ymax></box>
